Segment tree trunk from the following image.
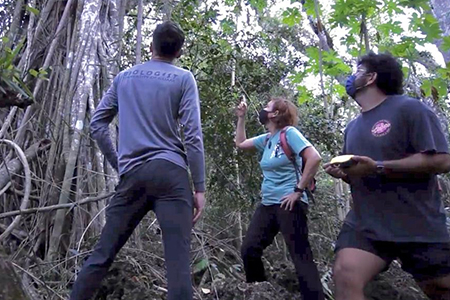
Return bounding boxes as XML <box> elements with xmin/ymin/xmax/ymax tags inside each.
<box><xmin>431</xmin><ymin>0</ymin><xmax>450</xmax><ymax>63</ymax></box>
<box><xmin>47</xmin><ymin>39</ymin><xmax>99</xmax><ymax>260</ymax></box>
<box><xmin>46</xmin><ymin>0</ymin><xmax>124</xmax><ymax>260</ymax></box>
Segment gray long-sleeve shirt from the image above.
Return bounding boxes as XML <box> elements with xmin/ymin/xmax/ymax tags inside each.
<box><xmin>90</xmin><ymin>60</ymin><xmax>206</xmax><ymax>192</ymax></box>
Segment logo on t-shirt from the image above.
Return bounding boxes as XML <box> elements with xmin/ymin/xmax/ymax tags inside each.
<box><xmin>371</xmin><ymin>120</ymin><xmax>391</xmax><ymax>137</ymax></box>
<box><xmin>270</xmin><ymin>142</ymin><xmax>285</xmax><ymax>159</ymax></box>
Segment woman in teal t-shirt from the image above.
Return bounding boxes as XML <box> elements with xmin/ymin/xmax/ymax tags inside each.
<box><xmin>235</xmin><ymin>97</ymin><xmax>324</xmax><ymax>300</ymax></box>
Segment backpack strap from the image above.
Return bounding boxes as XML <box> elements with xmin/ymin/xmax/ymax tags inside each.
<box><xmin>280</xmin><ymin>127</ymin><xmax>294</xmax><ymax>161</ymax></box>
<box><xmin>280</xmin><ymin>127</ymin><xmax>316</xmax><ymax>201</ymax></box>
<box><xmin>280</xmin><ymin>127</ymin><xmax>300</xmax><ymax>183</ymax></box>
<box><xmin>264</xmin><ymin>133</ymin><xmax>270</xmax><ymax>147</ymax></box>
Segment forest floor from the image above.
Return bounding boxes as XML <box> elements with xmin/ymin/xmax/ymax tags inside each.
<box><xmin>64</xmin><ymin>211</ymin><xmax>429</xmax><ymax>300</ymax></box>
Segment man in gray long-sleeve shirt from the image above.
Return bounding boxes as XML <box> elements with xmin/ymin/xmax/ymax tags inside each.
<box><xmin>70</xmin><ymin>21</ymin><xmax>206</xmax><ymax>300</ymax></box>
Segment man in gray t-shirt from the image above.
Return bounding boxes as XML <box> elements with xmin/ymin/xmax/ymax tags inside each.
<box><xmin>324</xmin><ymin>52</ymin><xmax>450</xmax><ymax>300</ymax></box>
<box><xmin>70</xmin><ymin>22</ymin><xmax>205</xmax><ymax>300</ymax></box>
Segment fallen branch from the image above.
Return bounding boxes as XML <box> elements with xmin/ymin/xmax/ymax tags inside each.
<box><xmin>0</xmin><ymin>223</ymin><xmax>27</xmax><ymax>239</ymax></box>
<box><xmin>0</xmin><ymin>193</ymin><xmax>113</xmax><ymax>219</ymax></box>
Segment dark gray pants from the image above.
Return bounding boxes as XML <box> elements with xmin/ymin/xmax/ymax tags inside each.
<box><xmin>70</xmin><ymin>159</ymin><xmax>193</xmax><ymax>300</ymax></box>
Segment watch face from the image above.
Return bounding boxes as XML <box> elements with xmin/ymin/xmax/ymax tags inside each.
<box><xmin>376</xmin><ymin>162</ymin><xmax>385</xmax><ymax>174</ymax></box>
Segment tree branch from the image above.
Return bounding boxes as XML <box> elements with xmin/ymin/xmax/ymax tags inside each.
<box><xmin>0</xmin><ymin>193</ymin><xmax>113</xmax><ymax>219</ymax></box>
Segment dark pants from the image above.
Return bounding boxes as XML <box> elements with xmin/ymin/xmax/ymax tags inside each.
<box><xmin>241</xmin><ymin>203</ymin><xmax>325</xmax><ymax>300</ymax></box>
<box><xmin>70</xmin><ymin>159</ymin><xmax>193</xmax><ymax>300</ymax></box>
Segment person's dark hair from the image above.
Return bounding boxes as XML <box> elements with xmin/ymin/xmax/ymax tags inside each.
<box><xmin>152</xmin><ymin>21</ymin><xmax>185</xmax><ymax>58</ymax></box>
<box><xmin>358</xmin><ymin>52</ymin><xmax>404</xmax><ymax>95</ymax></box>
<box><xmin>271</xmin><ymin>97</ymin><xmax>299</xmax><ymax>129</ymax></box>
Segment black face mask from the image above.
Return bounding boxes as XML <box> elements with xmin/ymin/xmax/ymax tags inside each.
<box><xmin>258</xmin><ymin>109</ymin><xmax>272</xmax><ymax>125</ymax></box>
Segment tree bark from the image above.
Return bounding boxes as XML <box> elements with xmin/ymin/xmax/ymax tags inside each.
<box><xmin>0</xmin><ymin>139</ymin><xmax>51</xmax><ymax>191</ymax></box>
<box><xmin>136</xmin><ymin>0</ymin><xmax>143</xmax><ymax>64</ymax></box>
<box><xmin>431</xmin><ymin>0</ymin><xmax>450</xmax><ymax>63</ymax></box>
<box><xmin>46</xmin><ymin>0</ymin><xmax>124</xmax><ymax>261</ymax></box>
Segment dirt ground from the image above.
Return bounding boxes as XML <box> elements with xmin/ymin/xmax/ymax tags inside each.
<box><xmin>86</xmin><ymin>246</ymin><xmax>428</xmax><ymax>300</ymax></box>
<box><xmin>68</xmin><ymin>202</ymin><xmax>432</xmax><ymax>300</ymax></box>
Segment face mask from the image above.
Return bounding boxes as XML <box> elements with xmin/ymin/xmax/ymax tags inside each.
<box><xmin>346</xmin><ymin>73</ymin><xmax>372</xmax><ymax>99</ymax></box>
<box><xmin>345</xmin><ymin>74</ymin><xmax>358</xmax><ymax>99</ymax></box>
<box><xmin>258</xmin><ymin>109</ymin><xmax>271</xmax><ymax>125</ymax></box>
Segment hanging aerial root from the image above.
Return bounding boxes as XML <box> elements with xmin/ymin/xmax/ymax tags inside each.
<box><xmin>0</xmin><ymin>139</ymin><xmax>31</xmax><ymax>242</ymax></box>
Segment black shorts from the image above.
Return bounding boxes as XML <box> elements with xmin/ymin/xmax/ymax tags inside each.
<box><xmin>335</xmin><ymin>223</ymin><xmax>450</xmax><ymax>282</ymax></box>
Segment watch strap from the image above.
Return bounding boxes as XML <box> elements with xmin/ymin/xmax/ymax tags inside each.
<box><xmin>294</xmin><ymin>186</ymin><xmax>305</xmax><ymax>193</ymax></box>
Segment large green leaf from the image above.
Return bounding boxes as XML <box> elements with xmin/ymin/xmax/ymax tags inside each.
<box><xmin>29</xmin><ymin>69</ymin><xmax>38</xmax><ymax>77</ymax></box>
<box><xmin>398</xmin><ymin>0</ymin><xmax>429</xmax><ymax>10</ymax></box>
<box><xmin>421</xmin><ymin>79</ymin><xmax>432</xmax><ymax>97</ymax></box>
<box><xmin>249</xmin><ymin>0</ymin><xmax>267</xmax><ymax>12</ymax></box>
<box><xmin>25</xmin><ymin>5</ymin><xmax>40</xmax><ymax>16</ymax></box>
<box><xmin>376</xmin><ymin>22</ymin><xmax>403</xmax><ymax>36</ymax></box>
<box><xmin>297</xmin><ymin>85</ymin><xmax>313</xmax><ymax>104</ymax></box>
<box><xmin>434</xmin><ymin>78</ymin><xmax>448</xmax><ymax>99</ymax></box>
<box><xmin>282</xmin><ymin>7</ymin><xmax>302</xmax><ymax>27</ymax></box>
<box><xmin>302</xmin><ymin>0</ymin><xmax>317</xmax><ymax>18</ymax></box>
<box><xmin>193</xmin><ymin>258</ymin><xmax>209</xmax><ymax>274</ymax></box>
<box><xmin>442</xmin><ymin>36</ymin><xmax>450</xmax><ymax>52</ymax></box>
<box><xmin>420</xmin><ymin>14</ymin><xmax>442</xmax><ymax>42</ymax></box>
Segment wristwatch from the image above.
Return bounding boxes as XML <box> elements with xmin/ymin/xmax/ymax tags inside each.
<box><xmin>294</xmin><ymin>186</ymin><xmax>305</xmax><ymax>193</ymax></box>
<box><xmin>376</xmin><ymin>161</ymin><xmax>385</xmax><ymax>175</ymax></box>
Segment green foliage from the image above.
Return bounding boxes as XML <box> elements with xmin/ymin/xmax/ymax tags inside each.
<box><xmin>442</xmin><ymin>36</ymin><xmax>450</xmax><ymax>52</ymax></box>
<box><xmin>297</xmin><ymin>85</ymin><xmax>313</xmax><ymax>104</ymax></box>
<box><xmin>304</xmin><ymin>47</ymin><xmax>351</xmax><ymax>77</ymax></box>
<box><xmin>302</xmin><ymin>0</ymin><xmax>317</xmax><ymax>18</ymax></box>
<box><xmin>248</xmin><ymin>0</ymin><xmax>267</xmax><ymax>13</ymax></box>
<box><xmin>330</xmin><ymin>0</ymin><xmax>378</xmax><ymax>28</ymax></box>
<box><xmin>398</xmin><ymin>0</ymin><xmax>430</xmax><ymax>11</ymax></box>
<box><xmin>420</xmin><ymin>14</ymin><xmax>442</xmax><ymax>42</ymax></box>
<box><xmin>119</xmin><ymin>0</ymin><xmax>450</xmax><ymax>224</ymax></box>
<box><xmin>193</xmin><ymin>258</ymin><xmax>209</xmax><ymax>274</ymax></box>
<box><xmin>25</xmin><ymin>5</ymin><xmax>40</xmax><ymax>16</ymax></box>
<box><xmin>221</xmin><ymin>18</ymin><xmax>236</xmax><ymax>35</ymax></box>
<box><xmin>298</xmin><ymin>102</ymin><xmax>345</xmax><ymax>155</ymax></box>
<box><xmin>437</xmin><ymin>64</ymin><xmax>450</xmax><ymax>80</ymax></box>
<box><xmin>433</xmin><ymin>77</ymin><xmax>448</xmax><ymax>99</ymax></box>
<box><xmin>0</xmin><ymin>37</ymin><xmax>33</xmax><ymax>99</ymax></box>
<box><xmin>376</xmin><ymin>22</ymin><xmax>403</xmax><ymax>36</ymax></box>
<box><xmin>421</xmin><ymin>79</ymin><xmax>432</xmax><ymax>97</ymax></box>
<box><xmin>383</xmin><ymin>0</ymin><xmax>403</xmax><ymax>15</ymax></box>
<box><xmin>281</xmin><ymin>7</ymin><xmax>302</xmax><ymax>27</ymax></box>
<box><xmin>29</xmin><ymin>67</ymin><xmax>50</xmax><ymax>80</ymax></box>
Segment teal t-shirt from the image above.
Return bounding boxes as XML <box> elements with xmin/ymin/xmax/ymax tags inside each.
<box><xmin>252</xmin><ymin>127</ymin><xmax>311</xmax><ymax>206</ymax></box>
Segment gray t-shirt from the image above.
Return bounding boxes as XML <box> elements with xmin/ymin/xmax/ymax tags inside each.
<box><xmin>90</xmin><ymin>60</ymin><xmax>206</xmax><ymax>192</ymax></box>
<box><xmin>343</xmin><ymin>95</ymin><xmax>449</xmax><ymax>242</ymax></box>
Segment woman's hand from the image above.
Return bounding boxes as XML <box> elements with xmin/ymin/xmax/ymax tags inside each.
<box><xmin>280</xmin><ymin>192</ymin><xmax>302</xmax><ymax>211</ymax></box>
<box><xmin>235</xmin><ymin>101</ymin><xmax>247</xmax><ymax>118</ymax></box>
